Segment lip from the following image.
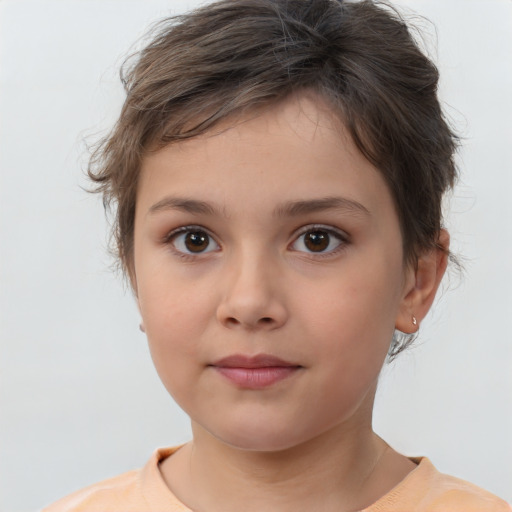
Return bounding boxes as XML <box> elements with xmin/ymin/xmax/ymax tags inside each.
<box><xmin>210</xmin><ymin>354</ymin><xmax>302</xmax><ymax>389</ymax></box>
<box><xmin>212</xmin><ymin>354</ymin><xmax>299</xmax><ymax>368</ymax></box>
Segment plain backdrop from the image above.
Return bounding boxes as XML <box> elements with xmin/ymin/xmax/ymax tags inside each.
<box><xmin>0</xmin><ymin>0</ymin><xmax>511</xmax><ymax>510</ymax></box>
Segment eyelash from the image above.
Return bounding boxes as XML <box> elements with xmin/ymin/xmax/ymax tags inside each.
<box><xmin>164</xmin><ymin>225</ymin><xmax>220</xmax><ymax>260</ymax></box>
<box><xmin>163</xmin><ymin>224</ymin><xmax>350</xmax><ymax>259</ymax></box>
<box><xmin>291</xmin><ymin>224</ymin><xmax>349</xmax><ymax>258</ymax></box>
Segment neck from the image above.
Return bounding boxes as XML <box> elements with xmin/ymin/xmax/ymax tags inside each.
<box><xmin>160</xmin><ymin>418</ymin><xmax>414</xmax><ymax>512</ymax></box>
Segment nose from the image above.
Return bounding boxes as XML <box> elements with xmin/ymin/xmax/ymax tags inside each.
<box><xmin>216</xmin><ymin>252</ymin><xmax>288</xmax><ymax>331</ymax></box>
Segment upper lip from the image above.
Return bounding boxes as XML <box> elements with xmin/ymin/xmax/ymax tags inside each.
<box><xmin>211</xmin><ymin>354</ymin><xmax>300</xmax><ymax>368</ymax></box>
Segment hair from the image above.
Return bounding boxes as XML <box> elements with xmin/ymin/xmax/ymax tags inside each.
<box><xmin>88</xmin><ymin>0</ymin><xmax>458</xmax><ymax>357</ymax></box>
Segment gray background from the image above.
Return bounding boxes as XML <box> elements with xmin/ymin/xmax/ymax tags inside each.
<box><xmin>0</xmin><ymin>0</ymin><xmax>511</xmax><ymax>510</ymax></box>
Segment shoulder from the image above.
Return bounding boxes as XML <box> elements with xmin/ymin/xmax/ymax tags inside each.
<box><xmin>365</xmin><ymin>457</ymin><xmax>511</xmax><ymax>512</ymax></box>
<box><xmin>41</xmin><ymin>469</ymin><xmax>143</xmax><ymax>512</ymax></box>
<box><xmin>41</xmin><ymin>446</ymin><xmax>189</xmax><ymax>512</ymax></box>
<box><xmin>423</xmin><ymin>470</ymin><xmax>512</xmax><ymax>512</ymax></box>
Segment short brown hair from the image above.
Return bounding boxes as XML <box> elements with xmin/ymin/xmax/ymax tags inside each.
<box><xmin>89</xmin><ymin>0</ymin><xmax>458</xmax><ymax>354</ymax></box>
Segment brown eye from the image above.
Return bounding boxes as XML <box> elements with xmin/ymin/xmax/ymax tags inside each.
<box><xmin>304</xmin><ymin>230</ymin><xmax>330</xmax><ymax>252</ymax></box>
<box><xmin>170</xmin><ymin>228</ymin><xmax>219</xmax><ymax>255</ymax></box>
<box><xmin>291</xmin><ymin>227</ymin><xmax>345</xmax><ymax>254</ymax></box>
<box><xmin>185</xmin><ymin>231</ymin><xmax>210</xmax><ymax>252</ymax></box>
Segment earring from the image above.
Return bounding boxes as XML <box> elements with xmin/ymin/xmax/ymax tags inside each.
<box><xmin>412</xmin><ymin>316</ymin><xmax>417</xmax><ymax>326</ymax></box>
<box><xmin>139</xmin><ymin>323</ymin><xmax>145</xmax><ymax>333</ymax></box>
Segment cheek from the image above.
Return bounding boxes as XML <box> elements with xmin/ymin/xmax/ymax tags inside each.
<box><xmin>305</xmin><ymin>270</ymin><xmax>401</xmax><ymax>344</ymax></box>
<box><xmin>136</xmin><ymin>269</ymin><xmax>216</xmax><ymax>383</ymax></box>
<box><xmin>300</xmin><ymin>262</ymin><xmax>402</xmax><ymax>377</ymax></box>
<box><xmin>302</xmin><ymin>292</ymin><xmax>394</xmax><ymax>425</ymax></box>
<box><xmin>141</xmin><ymin>291</ymin><xmax>207</xmax><ymax>409</ymax></box>
<box><xmin>137</xmin><ymin>255</ymin><xmax>215</xmax><ymax>331</ymax></box>
<box><xmin>142</xmin><ymin>290</ymin><xmax>209</xmax><ymax>357</ymax></box>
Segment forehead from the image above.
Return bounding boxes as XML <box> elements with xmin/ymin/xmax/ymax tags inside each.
<box><xmin>136</xmin><ymin>93</ymin><xmax>394</xmax><ymax>221</ymax></box>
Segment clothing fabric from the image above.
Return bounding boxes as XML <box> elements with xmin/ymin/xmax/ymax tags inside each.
<box><xmin>43</xmin><ymin>446</ymin><xmax>511</xmax><ymax>512</ymax></box>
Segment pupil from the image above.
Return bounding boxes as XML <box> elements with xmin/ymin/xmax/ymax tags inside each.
<box><xmin>185</xmin><ymin>231</ymin><xmax>209</xmax><ymax>252</ymax></box>
<box><xmin>305</xmin><ymin>230</ymin><xmax>329</xmax><ymax>252</ymax></box>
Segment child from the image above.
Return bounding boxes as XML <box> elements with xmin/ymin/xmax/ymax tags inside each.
<box><xmin>44</xmin><ymin>0</ymin><xmax>511</xmax><ymax>510</ymax></box>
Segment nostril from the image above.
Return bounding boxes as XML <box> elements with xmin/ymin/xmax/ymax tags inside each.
<box><xmin>226</xmin><ymin>317</ymin><xmax>241</xmax><ymax>327</ymax></box>
<box><xmin>224</xmin><ymin>316</ymin><xmax>274</xmax><ymax>328</ymax></box>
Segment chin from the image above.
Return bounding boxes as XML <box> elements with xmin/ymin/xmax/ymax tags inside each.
<box><xmin>206</xmin><ymin>420</ymin><xmax>314</xmax><ymax>453</ymax></box>
<box><xmin>221</xmin><ymin>434</ymin><xmax>301</xmax><ymax>453</ymax></box>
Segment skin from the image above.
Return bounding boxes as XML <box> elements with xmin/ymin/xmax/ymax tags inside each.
<box><xmin>132</xmin><ymin>92</ymin><xmax>448</xmax><ymax>511</ymax></box>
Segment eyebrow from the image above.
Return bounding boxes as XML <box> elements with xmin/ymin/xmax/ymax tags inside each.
<box><xmin>147</xmin><ymin>196</ymin><xmax>370</xmax><ymax>218</ymax></box>
<box><xmin>148</xmin><ymin>197</ymin><xmax>217</xmax><ymax>216</ymax></box>
<box><xmin>273</xmin><ymin>196</ymin><xmax>370</xmax><ymax>218</ymax></box>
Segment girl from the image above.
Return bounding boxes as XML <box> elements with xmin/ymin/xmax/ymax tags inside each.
<box><xmin>43</xmin><ymin>0</ymin><xmax>511</xmax><ymax>510</ymax></box>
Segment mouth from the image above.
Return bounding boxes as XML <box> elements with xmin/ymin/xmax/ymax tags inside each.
<box><xmin>209</xmin><ymin>354</ymin><xmax>302</xmax><ymax>389</ymax></box>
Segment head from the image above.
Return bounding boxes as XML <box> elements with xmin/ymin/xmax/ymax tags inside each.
<box><xmin>90</xmin><ymin>0</ymin><xmax>457</xmax><ymax>355</ymax></box>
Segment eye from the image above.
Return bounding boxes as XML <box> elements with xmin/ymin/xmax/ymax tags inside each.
<box><xmin>168</xmin><ymin>227</ymin><xmax>220</xmax><ymax>255</ymax></box>
<box><xmin>291</xmin><ymin>226</ymin><xmax>346</xmax><ymax>254</ymax></box>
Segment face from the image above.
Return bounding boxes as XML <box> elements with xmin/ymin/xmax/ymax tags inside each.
<box><xmin>133</xmin><ymin>94</ymin><xmax>414</xmax><ymax>452</ymax></box>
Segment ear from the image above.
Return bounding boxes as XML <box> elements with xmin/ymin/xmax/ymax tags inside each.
<box><xmin>126</xmin><ymin>256</ymin><xmax>138</xmax><ymax>295</ymax></box>
<box><xmin>136</xmin><ymin>297</ymin><xmax>146</xmax><ymax>333</ymax></box>
<box><xmin>126</xmin><ymin>261</ymin><xmax>145</xmax><ymax>332</ymax></box>
<box><xmin>395</xmin><ymin>229</ymin><xmax>450</xmax><ymax>333</ymax></box>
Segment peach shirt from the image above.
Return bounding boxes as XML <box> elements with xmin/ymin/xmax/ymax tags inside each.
<box><xmin>44</xmin><ymin>446</ymin><xmax>511</xmax><ymax>512</ymax></box>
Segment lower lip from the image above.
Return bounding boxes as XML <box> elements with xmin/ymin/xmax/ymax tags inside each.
<box><xmin>214</xmin><ymin>366</ymin><xmax>300</xmax><ymax>389</ymax></box>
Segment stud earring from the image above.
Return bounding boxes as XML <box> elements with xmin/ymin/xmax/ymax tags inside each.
<box><xmin>139</xmin><ymin>323</ymin><xmax>145</xmax><ymax>333</ymax></box>
<box><xmin>412</xmin><ymin>316</ymin><xmax>417</xmax><ymax>326</ymax></box>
